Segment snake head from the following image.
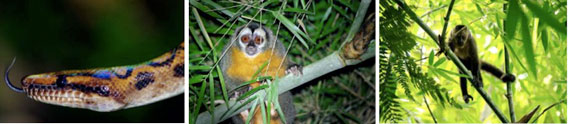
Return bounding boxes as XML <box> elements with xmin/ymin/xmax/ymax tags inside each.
<box><xmin>21</xmin><ymin>73</ymin><xmax>126</xmax><ymax>112</ymax></box>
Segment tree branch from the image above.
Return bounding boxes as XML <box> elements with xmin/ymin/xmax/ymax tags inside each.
<box><xmin>503</xmin><ymin>2</ymin><xmax>516</xmax><ymax>122</ymax></box>
<box><xmin>436</xmin><ymin>0</ymin><xmax>456</xmax><ymax>56</ymax></box>
<box><xmin>424</xmin><ymin>96</ymin><xmax>437</xmax><ymax>123</ymax></box>
<box><xmin>394</xmin><ymin>0</ymin><xmax>510</xmax><ymax>122</ymax></box>
<box><xmin>505</xmin><ymin>47</ymin><xmax>515</xmax><ymax>122</ymax></box>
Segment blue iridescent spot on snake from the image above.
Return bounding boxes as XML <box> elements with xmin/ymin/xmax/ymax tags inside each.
<box><xmin>92</xmin><ymin>70</ymin><xmax>112</xmax><ymax>79</ymax></box>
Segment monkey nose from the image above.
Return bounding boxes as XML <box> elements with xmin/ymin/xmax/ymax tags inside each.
<box><xmin>246</xmin><ymin>46</ymin><xmax>257</xmax><ymax>55</ymax></box>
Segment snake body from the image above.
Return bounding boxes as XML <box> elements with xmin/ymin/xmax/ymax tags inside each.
<box><xmin>5</xmin><ymin>42</ymin><xmax>184</xmax><ymax>112</ymax></box>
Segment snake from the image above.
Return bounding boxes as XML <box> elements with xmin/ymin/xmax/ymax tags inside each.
<box><xmin>4</xmin><ymin>42</ymin><xmax>185</xmax><ymax>112</ymax></box>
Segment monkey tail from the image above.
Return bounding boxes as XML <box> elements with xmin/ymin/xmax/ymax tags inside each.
<box><xmin>481</xmin><ymin>61</ymin><xmax>506</xmax><ymax>81</ymax></box>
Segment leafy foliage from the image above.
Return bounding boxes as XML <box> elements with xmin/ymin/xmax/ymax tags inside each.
<box><xmin>379</xmin><ymin>48</ymin><xmax>402</xmax><ymax>122</ymax></box>
<box><xmin>379</xmin><ymin>0</ymin><xmax>459</xmax><ymax>122</ymax></box>
<box><xmin>379</xmin><ymin>0</ymin><xmax>416</xmax><ymax>55</ymax></box>
<box><xmin>381</xmin><ymin>0</ymin><xmax>567</xmax><ymax>123</ymax></box>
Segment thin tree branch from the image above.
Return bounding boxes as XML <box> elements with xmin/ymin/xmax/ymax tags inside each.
<box><xmin>531</xmin><ymin>100</ymin><xmax>566</xmax><ymax>123</ymax></box>
<box><xmin>420</xmin><ymin>5</ymin><xmax>448</xmax><ymax>18</ymax></box>
<box><xmin>503</xmin><ymin>2</ymin><xmax>516</xmax><ymax>122</ymax></box>
<box><xmin>394</xmin><ymin>0</ymin><xmax>510</xmax><ymax>122</ymax></box>
<box><xmin>424</xmin><ymin>96</ymin><xmax>437</xmax><ymax>123</ymax></box>
<box><xmin>505</xmin><ymin>47</ymin><xmax>515</xmax><ymax>122</ymax></box>
<box><xmin>437</xmin><ymin>0</ymin><xmax>456</xmax><ymax>55</ymax></box>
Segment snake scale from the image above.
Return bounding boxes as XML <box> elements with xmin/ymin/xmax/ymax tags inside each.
<box><xmin>4</xmin><ymin>42</ymin><xmax>185</xmax><ymax>112</ymax></box>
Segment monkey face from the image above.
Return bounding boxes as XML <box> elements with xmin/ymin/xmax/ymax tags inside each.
<box><xmin>236</xmin><ymin>23</ymin><xmax>269</xmax><ymax>57</ymax></box>
<box><xmin>452</xmin><ymin>34</ymin><xmax>466</xmax><ymax>46</ymax></box>
<box><xmin>449</xmin><ymin>25</ymin><xmax>470</xmax><ymax>47</ymax></box>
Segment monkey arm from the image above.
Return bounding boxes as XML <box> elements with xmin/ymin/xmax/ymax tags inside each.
<box><xmin>481</xmin><ymin>61</ymin><xmax>516</xmax><ymax>82</ymax></box>
<box><xmin>459</xmin><ymin>70</ymin><xmax>473</xmax><ymax>103</ymax></box>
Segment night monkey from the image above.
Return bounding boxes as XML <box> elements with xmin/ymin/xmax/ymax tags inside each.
<box><xmin>220</xmin><ymin>23</ymin><xmax>301</xmax><ymax>124</ymax></box>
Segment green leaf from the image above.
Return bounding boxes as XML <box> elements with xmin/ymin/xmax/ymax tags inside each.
<box><xmin>223</xmin><ymin>95</ymin><xmax>257</xmax><ymax>119</ymax></box>
<box><xmin>237</xmin><ymin>85</ymin><xmax>269</xmax><ymax>101</ymax></box>
<box><xmin>188</xmin><ymin>50</ymin><xmax>209</xmax><ymax>57</ymax></box>
<box><xmin>260</xmin><ymin>0</ymin><xmax>279</xmax><ymax>7</ymax></box>
<box><xmin>505</xmin><ymin>0</ymin><xmax>520</xmax><ymax>40</ymax></box>
<box><xmin>332</xmin><ymin>5</ymin><xmax>351</xmax><ymax>20</ymax></box>
<box><xmin>273</xmin><ymin>99</ymin><xmax>287</xmax><ymax>124</ymax></box>
<box><xmin>338</xmin><ymin>112</ymin><xmax>362</xmax><ymax>123</ymax></box>
<box><xmin>250</xmin><ymin>61</ymin><xmax>269</xmax><ymax>81</ymax></box>
<box><xmin>190</xmin><ymin>0</ymin><xmax>224</xmax><ymax>19</ymax></box>
<box><xmin>503</xmin><ymin>40</ymin><xmax>531</xmax><ymax>76</ymax></box>
<box><xmin>201</xmin><ymin>0</ymin><xmax>240</xmax><ymax>19</ymax></box>
<box><xmin>433</xmin><ymin>57</ymin><xmax>446</xmax><ymax>67</ymax></box>
<box><xmin>431</xmin><ymin>67</ymin><xmax>458</xmax><ymax>83</ymax></box>
<box><xmin>521</xmin><ymin>12</ymin><xmax>537</xmax><ymax>78</ymax></box>
<box><xmin>474</xmin><ymin>3</ymin><xmax>485</xmax><ymax>15</ymax></box>
<box><xmin>189</xmin><ymin>75</ymin><xmax>206</xmax><ymax>84</ymax></box>
<box><xmin>245</xmin><ymin>98</ymin><xmax>261</xmax><ymax>124</ymax></box>
<box><xmin>216</xmin><ymin>64</ymin><xmax>229</xmax><ymax>108</ymax></box>
<box><xmin>189</xmin><ymin>26</ymin><xmax>207</xmax><ymax>51</ymax></box>
<box><xmin>320</xmin><ymin>87</ymin><xmax>347</xmax><ymax>95</ymax></box>
<box><xmin>283</xmin><ymin>8</ymin><xmax>314</xmax><ymax>14</ymax></box>
<box><xmin>337</xmin><ymin>0</ymin><xmax>357</xmax><ymax>11</ymax></box>
<box><xmin>271</xmin><ymin>11</ymin><xmax>311</xmax><ymax>49</ymax></box>
<box><xmin>428</xmin><ymin>50</ymin><xmax>435</xmax><ymax>66</ymax></box>
<box><xmin>524</xmin><ymin>1</ymin><xmax>567</xmax><ymax>35</ymax></box>
<box><xmin>322</xmin><ymin>6</ymin><xmax>333</xmax><ymax>23</ymax></box>
<box><xmin>188</xmin><ymin>66</ymin><xmax>211</xmax><ymax>71</ymax></box>
<box><xmin>192</xmin><ymin>79</ymin><xmax>208</xmax><ymax>123</ymax></box>
<box><xmin>541</xmin><ymin>25</ymin><xmax>549</xmax><ymax>53</ymax></box>
<box><xmin>208</xmin><ymin>72</ymin><xmax>215</xmax><ymax>121</ymax></box>
<box><xmin>189</xmin><ymin>58</ymin><xmax>203</xmax><ymax>63</ymax></box>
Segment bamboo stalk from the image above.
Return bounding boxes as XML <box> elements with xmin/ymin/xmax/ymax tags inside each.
<box><xmin>505</xmin><ymin>47</ymin><xmax>515</xmax><ymax>122</ymax></box>
<box><xmin>503</xmin><ymin>2</ymin><xmax>516</xmax><ymax>122</ymax></box>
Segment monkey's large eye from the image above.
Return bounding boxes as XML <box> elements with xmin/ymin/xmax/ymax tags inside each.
<box><xmin>254</xmin><ymin>36</ymin><xmax>263</xmax><ymax>44</ymax></box>
<box><xmin>241</xmin><ymin>35</ymin><xmax>250</xmax><ymax>43</ymax></box>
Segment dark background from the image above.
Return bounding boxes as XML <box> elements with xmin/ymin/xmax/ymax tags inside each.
<box><xmin>0</xmin><ymin>0</ymin><xmax>183</xmax><ymax>122</ymax></box>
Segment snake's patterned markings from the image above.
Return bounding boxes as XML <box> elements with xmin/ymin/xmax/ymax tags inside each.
<box><xmin>5</xmin><ymin>42</ymin><xmax>185</xmax><ymax>112</ymax></box>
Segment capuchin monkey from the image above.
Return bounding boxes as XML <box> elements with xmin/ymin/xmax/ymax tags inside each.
<box><xmin>446</xmin><ymin>25</ymin><xmax>516</xmax><ymax>103</ymax></box>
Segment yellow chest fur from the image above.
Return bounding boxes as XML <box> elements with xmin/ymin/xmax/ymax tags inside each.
<box><xmin>227</xmin><ymin>47</ymin><xmax>287</xmax><ymax>82</ymax></box>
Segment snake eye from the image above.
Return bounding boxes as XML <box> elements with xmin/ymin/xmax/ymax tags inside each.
<box><xmin>241</xmin><ymin>35</ymin><xmax>250</xmax><ymax>43</ymax></box>
<box><xmin>254</xmin><ymin>36</ymin><xmax>263</xmax><ymax>44</ymax></box>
